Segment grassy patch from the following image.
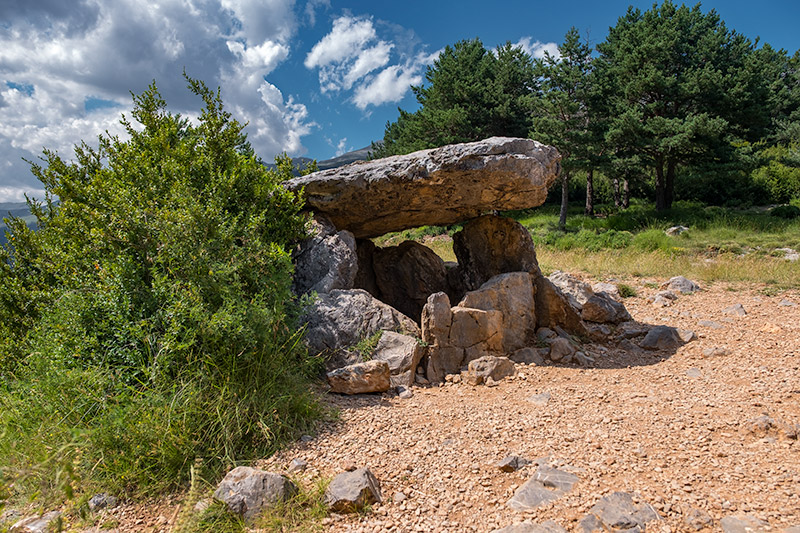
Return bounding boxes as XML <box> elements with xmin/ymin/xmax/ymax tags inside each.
<box><xmin>377</xmin><ymin>202</ymin><xmax>800</xmax><ymax>288</ymax></box>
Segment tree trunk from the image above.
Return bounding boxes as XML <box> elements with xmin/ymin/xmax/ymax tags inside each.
<box><xmin>559</xmin><ymin>170</ymin><xmax>569</xmax><ymax>230</ymax></box>
<box><xmin>655</xmin><ymin>160</ymin><xmax>667</xmax><ymax>212</ymax></box>
<box><xmin>585</xmin><ymin>168</ymin><xmax>594</xmax><ymax>216</ymax></box>
<box><xmin>665</xmin><ymin>159</ymin><xmax>676</xmax><ymax>209</ymax></box>
<box><xmin>613</xmin><ymin>176</ymin><xmax>621</xmax><ymax>208</ymax></box>
<box><xmin>623</xmin><ymin>179</ymin><xmax>630</xmax><ymax>209</ymax></box>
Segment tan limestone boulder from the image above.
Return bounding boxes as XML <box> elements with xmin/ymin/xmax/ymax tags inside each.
<box><xmin>327</xmin><ymin>360</ymin><xmax>391</xmax><ymax>394</ymax></box>
<box><xmin>285</xmin><ymin>137</ymin><xmax>560</xmax><ymax>239</ymax></box>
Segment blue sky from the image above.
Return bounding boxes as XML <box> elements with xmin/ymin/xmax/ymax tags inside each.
<box><xmin>1</xmin><ymin>0</ymin><xmax>798</xmax><ymax>202</ymax></box>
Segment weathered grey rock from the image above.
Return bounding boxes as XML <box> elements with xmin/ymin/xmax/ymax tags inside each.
<box><xmin>459</xmin><ymin>272</ymin><xmax>536</xmax><ymax>353</ymax></box>
<box><xmin>88</xmin><ymin>493</ymin><xmax>118</xmax><ymax>511</ymax></box>
<box><xmin>372</xmin><ymin>331</ymin><xmax>424</xmax><ymax>388</ymax></box>
<box><xmin>421</xmin><ymin>292</ymin><xmax>452</xmax><ymax>346</ymax></box>
<box><xmin>548</xmin><ymin>337</ymin><xmax>576</xmax><ymax>362</ymax></box>
<box><xmin>527</xmin><ymin>392</ymin><xmax>551</xmax><ymax>407</ymax></box>
<box><xmin>324</xmin><ymin>467</ymin><xmax>382</xmax><ymax>513</ymax></box>
<box><xmin>497</xmin><ymin>455</ymin><xmax>530</xmax><ymax>472</ymax></box>
<box><xmin>508</xmin><ymin>465</ymin><xmax>579</xmax><ymax>511</ymax></box>
<box><xmin>720</xmin><ymin>515</ymin><xmax>771</xmax><ymax>532</ymax></box>
<box><xmin>286</xmin><ymin>137</ymin><xmax>561</xmax><ymax>239</ymax></box>
<box><xmin>288</xmin><ymin>458</ymin><xmax>308</xmax><ymax>473</ymax></box>
<box><xmin>722</xmin><ymin>303</ymin><xmax>747</xmax><ymax>316</ymax></box>
<box><xmin>533</xmin><ymin>277</ymin><xmax>587</xmax><ymax>337</ymax></box>
<box><xmin>683</xmin><ymin>506</ymin><xmax>713</xmax><ymax>530</ymax></box>
<box><xmin>779</xmin><ymin>299</ymin><xmax>797</xmax><ymax>307</ymax></box>
<box><xmin>536</xmin><ymin>327</ymin><xmax>557</xmax><ymax>341</ymax></box>
<box><xmin>586</xmin><ymin>323</ymin><xmax>613</xmax><ymax>341</ymax></box>
<box><xmin>9</xmin><ymin>512</ymin><xmax>61</xmax><ymax>533</ymax></box>
<box><xmin>548</xmin><ymin>271</ymin><xmax>593</xmax><ymax>310</ymax></box>
<box><xmin>293</xmin><ymin>214</ymin><xmax>358</xmax><ymax>295</ymax></box>
<box><xmin>453</xmin><ymin>215</ymin><xmax>542</xmax><ymax>292</ymax></box>
<box><xmin>493</xmin><ymin>520</ymin><xmax>567</xmax><ymax>533</ymax></box>
<box><xmin>639</xmin><ymin>325</ymin><xmax>694</xmax><ymax>351</ymax></box>
<box><xmin>592</xmin><ymin>282</ymin><xmax>621</xmax><ymax>300</ymax></box>
<box><xmin>581</xmin><ymin>293</ymin><xmax>631</xmax><ymax>324</ymax></box>
<box><xmin>699</xmin><ymin>319</ymin><xmax>725</xmax><ymax>330</ymax></box>
<box><xmin>327</xmin><ymin>360</ymin><xmax>391</xmax><ymax>394</ymax></box>
<box><xmin>303</xmin><ymin>289</ymin><xmax>419</xmax><ymax>370</ymax></box>
<box><xmin>662</xmin><ymin>275</ymin><xmax>700</xmax><ymax>294</ymax></box>
<box><xmin>372</xmin><ymin>240</ymin><xmax>447</xmax><ymax>321</ymax></box>
<box><xmin>511</xmin><ymin>347</ymin><xmax>545</xmax><ymax>366</ymax></box>
<box><xmin>578</xmin><ymin>492</ymin><xmax>660</xmax><ymax>532</ymax></box>
<box><xmin>745</xmin><ymin>415</ymin><xmax>776</xmax><ymax>435</ymax></box>
<box><xmin>616</xmin><ymin>321</ymin><xmax>650</xmax><ymax>339</ymax></box>
<box><xmin>666</xmin><ymin>225</ymin><xmax>689</xmax><ymax>236</ymax></box>
<box><xmin>465</xmin><ymin>356</ymin><xmax>516</xmax><ymax>385</ymax></box>
<box><xmin>651</xmin><ymin>290</ymin><xmax>678</xmax><ymax>307</ymax></box>
<box><xmin>213</xmin><ymin>467</ymin><xmax>297</xmax><ymax>521</ymax></box>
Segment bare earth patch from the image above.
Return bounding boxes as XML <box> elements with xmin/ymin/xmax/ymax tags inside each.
<box><xmin>77</xmin><ymin>278</ymin><xmax>800</xmax><ymax>532</ymax></box>
<box><xmin>263</xmin><ymin>279</ymin><xmax>800</xmax><ymax>532</ymax></box>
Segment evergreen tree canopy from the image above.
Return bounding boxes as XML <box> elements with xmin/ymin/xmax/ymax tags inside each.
<box><xmin>596</xmin><ymin>1</ymin><xmax>770</xmax><ymax>210</ymax></box>
<box><xmin>375</xmin><ymin>38</ymin><xmax>535</xmax><ymax>157</ymax></box>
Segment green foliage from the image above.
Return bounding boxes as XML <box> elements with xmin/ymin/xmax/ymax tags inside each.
<box><xmin>617</xmin><ymin>284</ymin><xmax>637</xmax><ymax>298</ymax></box>
<box><xmin>350</xmin><ymin>330</ymin><xmax>383</xmax><ymax>360</ymax></box>
<box><xmin>770</xmin><ymin>204</ymin><xmax>800</xmax><ymax>219</ymax></box>
<box><xmin>596</xmin><ymin>1</ymin><xmax>771</xmax><ymax>210</ymax></box>
<box><xmin>376</xmin><ymin>39</ymin><xmax>535</xmax><ymax>157</ymax></box>
<box><xmin>0</xmin><ymin>78</ymin><xmax>322</xmax><ymax>500</ymax></box>
<box><xmin>752</xmin><ymin>144</ymin><xmax>800</xmax><ymax>203</ymax></box>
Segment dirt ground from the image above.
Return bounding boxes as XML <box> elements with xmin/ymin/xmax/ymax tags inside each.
<box><xmin>261</xmin><ymin>277</ymin><xmax>800</xmax><ymax>532</ymax></box>
<box><xmin>63</xmin><ymin>276</ymin><xmax>800</xmax><ymax>532</ymax></box>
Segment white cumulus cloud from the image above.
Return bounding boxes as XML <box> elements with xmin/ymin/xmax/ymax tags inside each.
<box><xmin>305</xmin><ymin>15</ymin><xmax>433</xmax><ymax>110</ymax></box>
<box><xmin>516</xmin><ymin>37</ymin><xmax>561</xmax><ymax>60</ymax></box>
<box><xmin>0</xmin><ymin>0</ymin><xmax>314</xmax><ymax>202</ymax></box>
<box><xmin>353</xmin><ymin>65</ymin><xmax>422</xmax><ymax>110</ymax></box>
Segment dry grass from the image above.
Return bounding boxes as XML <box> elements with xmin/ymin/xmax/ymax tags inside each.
<box><xmin>537</xmin><ymin>248</ymin><xmax>800</xmax><ymax>287</ymax></box>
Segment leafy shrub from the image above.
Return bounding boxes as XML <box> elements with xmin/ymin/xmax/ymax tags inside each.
<box><xmin>0</xmin><ymin>78</ymin><xmax>321</xmax><ymax>498</ymax></box>
<box><xmin>770</xmin><ymin>204</ymin><xmax>800</xmax><ymax>219</ymax></box>
<box><xmin>617</xmin><ymin>283</ymin><xmax>637</xmax><ymax>298</ymax></box>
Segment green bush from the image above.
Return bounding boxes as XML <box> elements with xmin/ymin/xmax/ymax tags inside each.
<box><xmin>0</xmin><ymin>78</ymin><xmax>322</xmax><ymax>499</ymax></box>
<box><xmin>770</xmin><ymin>204</ymin><xmax>800</xmax><ymax>219</ymax></box>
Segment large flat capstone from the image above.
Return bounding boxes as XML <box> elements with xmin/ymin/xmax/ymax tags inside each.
<box><xmin>285</xmin><ymin>137</ymin><xmax>561</xmax><ymax>239</ymax></box>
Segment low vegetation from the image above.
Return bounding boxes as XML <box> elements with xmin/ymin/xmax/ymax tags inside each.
<box><xmin>378</xmin><ymin>202</ymin><xmax>800</xmax><ymax>289</ymax></box>
<box><xmin>0</xmin><ymin>79</ymin><xmax>324</xmax><ymax>513</ymax></box>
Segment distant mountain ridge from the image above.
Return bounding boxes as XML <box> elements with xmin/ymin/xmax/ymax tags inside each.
<box><xmin>266</xmin><ymin>144</ymin><xmax>378</xmax><ymax>176</ymax></box>
<box><xmin>0</xmin><ymin>202</ymin><xmax>37</xmax><ymax>246</ymax></box>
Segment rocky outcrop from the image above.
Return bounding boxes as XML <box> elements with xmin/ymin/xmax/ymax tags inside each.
<box><xmin>285</xmin><ymin>137</ymin><xmax>561</xmax><ymax>239</ymax></box>
<box><xmin>424</xmin><ymin>272</ymin><xmax>535</xmax><ymax>382</ymax></box>
<box><xmin>292</xmin><ymin>214</ymin><xmax>358</xmax><ymax>295</ymax></box>
<box><xmin>325</xmin><ymin>468</ymin><xmax>382</xmax><ymax>513</ymax></box>
<box><xmin>372</xmin><ymin>331</ymin><xmax>425</xmax><ymax>388</ymax></box>
<box><xmin>373</xmin><ymin>241</ymin><xmax>448</xmax><ymax>321</ymax></box>
<box><xmin>465</xmin><ymin>355</ymin><xmax>516</xmax><ymax>385</ymax></box>
<box><xmin>213</xmin><ymin>467</ymin><xmax>297</xmax><ymax>521</ymax></box>
<box><xmin>577</xmin><ymin>492</ymin><xmax>660</xmax><ymax>532</ymax></box>
<box><xmin>508</xmin><ymin>465</ymin><xmax>579</xmax><ymax>511</ymax></box>
<box><xmin>533</xmin><ymin>277</ymin><xmax>587</xmax><ymax>337</ymax></box>
<box><xmin>302</xmin><ymin>289</ymin><xmax>419</xmax><ymax>370</ymax></box>
<box><xmin>453</xmin><ymin>215</ymin><xmax>541</xmax><ymax>293</ymax></box>
<box><xmin>327</xmin><ymin>360</ymin><xmax>391</xmax><ymax>394</ymax></box>
<box><xmin>458</xmin><ymin>272</ymin><xmax>536</xmax><ymax>353</ymax></box>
